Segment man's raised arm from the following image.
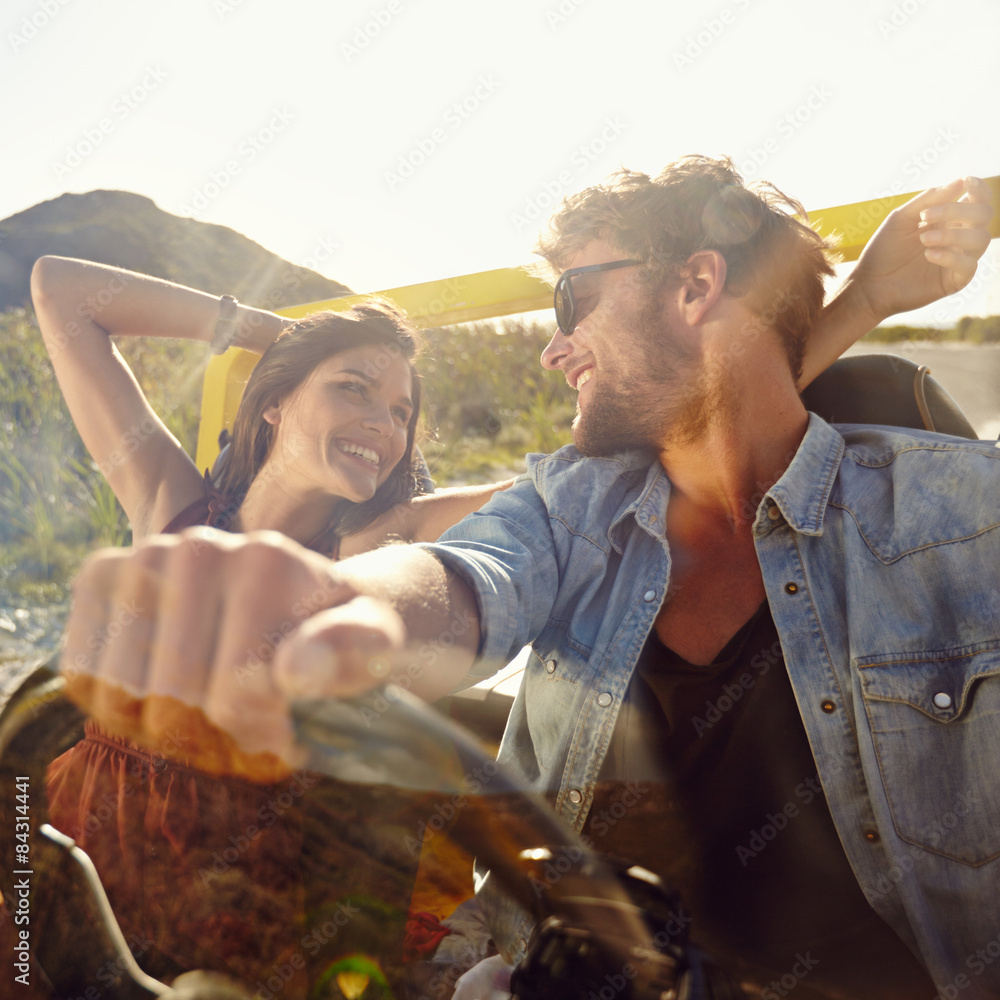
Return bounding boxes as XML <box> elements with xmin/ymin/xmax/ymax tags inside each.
<box><xmin>799</xmin><ymin>176</ymin><xmax>992</xmax><ymax>387</ymax></box>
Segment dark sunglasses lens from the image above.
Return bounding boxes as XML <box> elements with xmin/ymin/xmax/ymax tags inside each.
<box><xmin>554</xmin><ymin>274</ymin><xmax>574</xmax><ymax>335</ymax></box>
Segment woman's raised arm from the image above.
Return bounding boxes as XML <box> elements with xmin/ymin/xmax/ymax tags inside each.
<box><xmin>30</xmin><ymin>256</ymin><xmax>288</xmax><ymax>538</ymax></box>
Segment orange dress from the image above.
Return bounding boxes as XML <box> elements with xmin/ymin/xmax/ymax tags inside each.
<box><xmin>43</xmin><ymin>487</ymin><xmax>436</xmax><ymax>996</ymax></box>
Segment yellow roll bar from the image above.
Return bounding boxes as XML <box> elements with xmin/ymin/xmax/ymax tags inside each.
<box><xmin>195</xmin><ymin>175</ymin><xmax>1000</xmax><ymax>473</ymax></box>
<box><xmin>194</xmin><ymin>266</ymin><xmax>553</xmax><ymax>471</ymax></box>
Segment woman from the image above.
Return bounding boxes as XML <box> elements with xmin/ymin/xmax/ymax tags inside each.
<box><xmin>29</xmin><ymin>256</ymin><xmax>508</xmax><ymax>558</ymax></box>
<box><xmin>30</xmin><ymin>257</ymin><xmax>514</xmax><ymax>994</ymax></box>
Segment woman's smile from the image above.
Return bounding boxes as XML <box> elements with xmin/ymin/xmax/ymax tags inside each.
<box><xmin>265</xmin><ymin>345</ymin><xmax>413</xmax><ymax>503</ymax></box>
<box><xmin>335</xmin><ymin>439</ymin><xmax>383</xmax><ymax>469</ymax></box>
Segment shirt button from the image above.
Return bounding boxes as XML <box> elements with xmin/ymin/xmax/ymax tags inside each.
<box><xmin>597</xmin><ymin>692</ymin><xmax>612</xmax><ymax>707</ymax></box>
<box><xmin>544</xmin><ymin>658</ymin><xmax>557</xmax><ymax>674</ymax></box>
<box><xmin>568</xmin><ymin>789</ymin><xmax>583</xmax><ymax>804</ymax></box>
<box><xmin>767</xmin><ymin>506</ymin><xmax>780</xmax><ymax>521</ymax></box>
<box><xmin>643</xmin><ymin>589</ymin><xmax>657</xmax><ymax>602</ymax></box>
<box><xmin>784</xmin><ymin>582</ymin><xmax>799</xmax><ymax>595</ymax></box>
<box><xmin>821</xmin><ymin>699</ymin><xmax>836</xmax><ymax>714</ymax></box>
<box><xmin>864</xmin><ymin>829</ymin><xmax>880</xmax><ymax>844</ymax></box>
<box><xmin>933</xmin><ymin>692</ymin><xmax>953</xmax><ymax>710</ymax></box>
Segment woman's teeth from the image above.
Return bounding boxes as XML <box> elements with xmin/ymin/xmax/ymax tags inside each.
<box><xmin>339</xmin><ymin>443</ymin><xmax>379</xmax><ymax>466</ymax></box>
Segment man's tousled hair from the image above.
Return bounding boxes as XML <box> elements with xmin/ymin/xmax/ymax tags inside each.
<box><xmin>534</xmin><ymin>155</ymin><xmax>837</xmax><ymax>377</ymax></box>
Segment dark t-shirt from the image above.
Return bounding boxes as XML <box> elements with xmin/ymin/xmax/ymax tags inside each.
<box><xmin>586</xmin><ymin>604</ymin><xmax>936</xmax><ymax>999</ymax></box>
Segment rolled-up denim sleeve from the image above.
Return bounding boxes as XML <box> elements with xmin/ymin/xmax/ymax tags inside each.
<box><xmin>413</xmin><ymin>477</ymin><xmax>559</xmax><ymax>684</ymax></box>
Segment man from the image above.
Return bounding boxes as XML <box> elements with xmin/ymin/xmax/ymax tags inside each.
<box><xmin>58</xmin><ymin>159</ymin><xmax>995</xmax><ymax>997</ymax></box>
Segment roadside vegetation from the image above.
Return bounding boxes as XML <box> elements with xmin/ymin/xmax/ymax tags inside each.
<box><xmin>0</xmin><ymin>307</ymin><xmax>573</xmax><ymax>598</ymax></box>
<box><xmin>2</xmin><ymin>306</ymin><xmax>996</xmax><ymax>598</ymax></box>
<box><xmin>865</xmin><ymin>316</ymin><xmax>1000</xmax><ymax>344</ymax></box>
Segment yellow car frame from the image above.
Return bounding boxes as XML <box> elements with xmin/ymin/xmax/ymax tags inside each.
<box><xmin>195</xmin><ymin>175</ymin><xmax>1000</xmax><ymax>474</ymax></box>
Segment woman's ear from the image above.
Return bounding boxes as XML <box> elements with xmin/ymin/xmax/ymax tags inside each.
<box><xmin>262</xmin><ymin>402</ymin><xmax>282</xmax><ymax>425</ymax></box>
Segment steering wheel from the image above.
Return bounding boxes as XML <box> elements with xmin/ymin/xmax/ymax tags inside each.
<box><xmin>0</xmin><ymin>670</ymin><xmax>743</xmax><ymax>1000</ymax></box>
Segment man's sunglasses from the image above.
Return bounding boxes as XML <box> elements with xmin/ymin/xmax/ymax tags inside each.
<box><xmin>553</xmin><ymin>258</ymin><xmax>641</xmax><ymax>336</ymax></box>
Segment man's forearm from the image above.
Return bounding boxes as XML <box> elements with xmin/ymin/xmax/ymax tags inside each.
<box><xmin>332</xmin><ymin>543</ymin><xmax>482</xmax><ymax>702</ymax></box>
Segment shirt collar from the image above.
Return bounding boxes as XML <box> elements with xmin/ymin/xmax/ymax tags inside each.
<box><xmin>604</xmin><ymin>414</ymin><xmax>844</xmax><ymax>549</ymax></box>
<box><xmin>608</xmin><ymin>459</ymin><xmax>671</xmax><ymax>552</ymax></box>
<box><xmin>763</xmin><ymin>413</ymin><xmax>845</xmax><ymax>536</ymax></box>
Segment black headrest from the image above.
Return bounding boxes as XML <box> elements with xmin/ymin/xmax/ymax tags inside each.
<box><xmin>800</xmin><ymin>354</ymin><xmax>978</xmax><ymax>440</ymax></box>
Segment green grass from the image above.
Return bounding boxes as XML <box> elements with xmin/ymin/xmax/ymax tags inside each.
<box><xmin>863</xmin><ymin>315</ymin><xmax>1000</xmax><ymax>344</ymax></box>
<box><xmin>416</xmin><ymin>318</ymin><xmax>574</xmax><ymax>483</ymax></box>
<box><xmin>4</xmin><ymin>302</ymin><xmax>995</xmax><ymax>597</ymax></box>
<box><xmin>0</xmin><ymin>306</ymin><xmax>206</xmax><ymax>595</ymax></box>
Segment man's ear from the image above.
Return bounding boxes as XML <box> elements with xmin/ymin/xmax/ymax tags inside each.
<box><xmin>677</xmin><ymin>250</ymin><xmax>727</xmax><ymax>325</ymax></box>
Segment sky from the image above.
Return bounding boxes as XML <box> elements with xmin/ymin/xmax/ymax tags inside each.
<box><xmin>3</xmin><ymin>0</ymin><xmax>999</xmax><ymax>326</ymax></box>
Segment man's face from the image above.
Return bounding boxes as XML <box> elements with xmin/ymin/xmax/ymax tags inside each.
<box><xmin>541</xmin><ymin>242</ymin><xmax>719</xmax><ymax>457</ymax></box>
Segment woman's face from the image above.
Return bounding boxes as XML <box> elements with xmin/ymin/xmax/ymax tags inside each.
<box><xmin>262</xmin><ymin>344</ymin><xmax>415</xmax><ymax>504</ymax></box>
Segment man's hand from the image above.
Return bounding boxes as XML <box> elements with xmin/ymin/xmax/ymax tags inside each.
<box><xmin>61</xmin><ymin>529</ymin><xmax>404</xmax><ymax>782</ymax></box>
<box><xmin>849</xmin><ymin>176</ymin><xmax>993</xmax><ymax>326</ymax></box>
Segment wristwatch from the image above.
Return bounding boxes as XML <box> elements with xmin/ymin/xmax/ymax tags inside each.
<box><xmin>210</xmin><ymin>294</ymin><xmax>240</xmax><ymax>355</ymax></box>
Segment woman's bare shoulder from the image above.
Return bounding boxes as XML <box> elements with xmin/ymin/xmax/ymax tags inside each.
<box><xmin>338</xmin><ymin>479</ymin><xmax>518</xmax><ymax>556</ymax></box>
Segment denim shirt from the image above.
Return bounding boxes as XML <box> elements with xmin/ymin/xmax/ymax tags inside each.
<box><xmin>420</xmin><ymin>414</ymin><xmax>1000</xmax><ymax>991</ymax></box>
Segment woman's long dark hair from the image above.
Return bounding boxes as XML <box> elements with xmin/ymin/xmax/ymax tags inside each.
<box><xmin>214</xmin><ymin>299</ymin><xmax>423</xmax><ymax>540</ymax></box>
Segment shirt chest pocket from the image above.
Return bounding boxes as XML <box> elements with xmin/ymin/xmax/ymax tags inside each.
<box><xmin>857</xmin><ymin>643</ymin><xmax>1000</xmax><ymax>865</ymax></box>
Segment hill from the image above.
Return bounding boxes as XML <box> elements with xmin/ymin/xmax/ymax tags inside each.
<box><xmin>0</xmin><ymin>190</ymin><xmax>351</xmax><ymax>311</ymax></box>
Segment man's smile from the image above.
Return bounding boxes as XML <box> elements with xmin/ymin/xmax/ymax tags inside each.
<box><xmin>568</xmin><ymin>364</ymin><xmax>594</xmax><ymax>390</ymax></box>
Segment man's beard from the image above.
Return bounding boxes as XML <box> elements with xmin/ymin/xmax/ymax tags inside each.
<box><xmin>573</xmin><ymin>301</ymin><xmax>721</xmax><ymax>458</ymax></box>
<box><xmin>573</xmin><ymin>380</ymin><xmax>663</xmax><ymax>457</ymax></box>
